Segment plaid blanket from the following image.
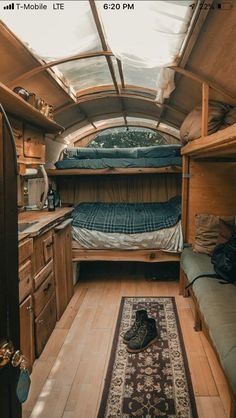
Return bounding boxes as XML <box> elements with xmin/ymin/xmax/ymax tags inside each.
<box><xmin>72</xmin><ymin>196</ymin><xmax>181</xmax><ymax>234</ymax></box>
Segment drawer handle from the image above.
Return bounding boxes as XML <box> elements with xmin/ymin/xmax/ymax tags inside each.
<box><xmin>43</xmin><ymin>283</ymin><xmax>52</xmax><ymax>293</ymax></box>
<box><xmin>149</xmin><ymin>253</ymin><xmax>156</xmax><ymax>260</ymax></box>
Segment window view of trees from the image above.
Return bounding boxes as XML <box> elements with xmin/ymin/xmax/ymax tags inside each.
<box><xmin>88</xmin><ymin>127</ymin><xmax>178</xmax><ymax>148</ymax></box>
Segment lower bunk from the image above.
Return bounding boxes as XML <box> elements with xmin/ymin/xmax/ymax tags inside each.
<box><xmin>70</xmin><ymin>196</ymin><xmax>182</xmax><ymax>262</ymax></box>
<box><xmin>180</xmin><ymin>247</ymin><xmax>236</xmax><ymax>418</ymax></box>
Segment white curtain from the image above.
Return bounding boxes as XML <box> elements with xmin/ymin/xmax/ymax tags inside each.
<box><xmin>97</xmin><ymin>0</ymin><xmax>195</xmax><ymax>102</ymax></box>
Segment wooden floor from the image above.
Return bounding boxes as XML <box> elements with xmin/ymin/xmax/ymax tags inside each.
<box><xmin>23</xmin><ymin>267</ymin><xmax>231</xmax><ymax>418</ymax></box>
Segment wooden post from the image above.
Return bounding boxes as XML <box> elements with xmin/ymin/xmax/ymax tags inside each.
<box><xmin>201</xmin><ymin>82</ymin><xmax>209</xmax><ymax>137</ymax></box>
<box><xmin>181</xmin><ymin>155</ymin><xmax>190</xmax><ymax>243</ymax></box>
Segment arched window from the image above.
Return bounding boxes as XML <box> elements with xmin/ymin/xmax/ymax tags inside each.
<box><xmin>88</xmin><ymin>127</ymin><xmax>178</xmax><ymax>148</ymax></box>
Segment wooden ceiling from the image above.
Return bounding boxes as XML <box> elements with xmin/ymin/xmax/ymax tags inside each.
<box><xmin>0</xmin><ymin>0</ymin><xmax>236</xmax><ymax>142</ymax></box>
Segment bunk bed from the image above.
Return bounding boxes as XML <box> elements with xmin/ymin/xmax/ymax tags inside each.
<box><xmin>48</xmin><ymin>144</ymin><xmax>183</xmax><ymax>263</ymax></box>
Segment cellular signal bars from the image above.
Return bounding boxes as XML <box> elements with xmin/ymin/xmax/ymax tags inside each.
<box><xmin>3</xmin><ymin>3</ymin><xmax>15</xmax><ymax>10</ymax></box>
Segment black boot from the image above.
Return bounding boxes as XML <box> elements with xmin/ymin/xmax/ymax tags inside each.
<box><xmin>123</xmin><ymin>310</ymin><xmax>148</xmax><ymax>344</ymax></box>
<box><xmin>126</xmin><ymin>317</ymin><xmax>158</xmax><ymax>353</ymax></box>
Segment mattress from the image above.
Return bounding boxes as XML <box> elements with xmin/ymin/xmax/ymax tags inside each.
<box><xmin>72</xmin><ymin>221</ymin><xmax>183</xmax><ymax>251</ymax></box>
<box><xmin>55</xmin><ymin>145</ymin><xmax>182</xmax><ymax>170</ymax></box>
<box><xmin>72</xmin><ymin>196</ymin><xmax>181</xmax><ymax>234</ymax></box>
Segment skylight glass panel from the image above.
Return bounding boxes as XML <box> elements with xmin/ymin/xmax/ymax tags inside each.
<box><xmin>57</xmin><ymin>56</ymin><xmax>113</xmax><ymax>91</ymax></box>
<box><xmin>2</xmin><ymin>1</ymin><xmax>102</xmax><ymax>60</ymax></box>
<box><xmin>123</xmin><ymin>64</ymin><xmax>159</xmax><ymax>91</ymax></box>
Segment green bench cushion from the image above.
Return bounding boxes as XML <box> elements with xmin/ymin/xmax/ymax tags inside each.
<box><xmin>181</xmin><ymin>247</ymin><xmax>236</xmax><ymax>394</ymax></box>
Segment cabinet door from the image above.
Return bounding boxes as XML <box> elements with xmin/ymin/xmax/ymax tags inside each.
<box><xmin>53</xmin><ymin>220</ymin><xmax>73</xmax><ymax>320</ymax></box>
<box><xmin>8</xmin><ymin>116</ymin><xmax>23</xmax><ymax>159</ymax></box>
<box><xmin>35</xmin><ymin>294</ymin><xmax>56</xmax><ymax>357</ymax></box>
<box><xmin>23</xmin><ymin>124</ymin><xmax>45</xmax><ymax>162</ymax></box>
<box><xmin>19</xmin><ymin>295</ymin><xmax>35</xmax><ymax>371</ymax></box>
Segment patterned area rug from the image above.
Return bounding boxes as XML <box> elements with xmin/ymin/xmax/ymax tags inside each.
<box><xmin>97</xmin><ymin>297</ymin><xmax>198</xmax><ymax>418</ymax></box>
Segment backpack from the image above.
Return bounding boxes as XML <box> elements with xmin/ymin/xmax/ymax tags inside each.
<box><xmin>186</xmin><ymin>231</ymin><xmax>236</xmax><ymax>289</ymax></box>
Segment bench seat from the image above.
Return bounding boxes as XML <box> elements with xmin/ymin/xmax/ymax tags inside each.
<box><xmin>181</xmin><ymin>247</ymin><xmax>236</xmax><ymax>395</ymax></box>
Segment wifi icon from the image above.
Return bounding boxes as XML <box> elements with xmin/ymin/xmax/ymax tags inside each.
<box><xmin>3</xmin><ymin>3</ymin><xmax>15</xmax><ymax>9</ymax></box>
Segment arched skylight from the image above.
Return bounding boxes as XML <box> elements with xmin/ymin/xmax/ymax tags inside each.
<box><xmin>2</xmin><ymin>0</ymin><xmax>195</xmax><ymax>101</ymax></box>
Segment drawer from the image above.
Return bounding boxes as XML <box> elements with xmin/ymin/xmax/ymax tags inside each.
<box><xmin>34</xmin><ymin>272</ymin><xmax>55</xmax><ymax>317</ymax></box>
<box><xmin>35</xmin><ymin>293</ymin><xmax>57</xmax><ymax>357</ymax></box>
<box><xmin>24</xmin><ymin>124</ymin><xmax>45</xmax><ymax>161</ymax></box>
<box><xmin>9</xmin><ymin>116</ymin><xmax>23</xmax><ymax>158</ymax></box>
<box><xmin>34</xmin><ymin>259</ymin><xmax>53</xmax><ymax>291</ymax></box>
<box><xmin>19</xmin><ymin>260</ymin><xmax>33</xmax><ymax>303</ymax></box>
<box><xmin>43</xmin><ymin>235</ymin><xmax>53</xmax><ymax>264</ymax></box>
<box><xmin>33</xmin><ymin>230</ymin><xmax>53</xmax><ymax>275</ymax></box>
<box><xmin>19</xmin><ymin>238</ymin><xmax>33</xmax><ymax>265</ymax></box>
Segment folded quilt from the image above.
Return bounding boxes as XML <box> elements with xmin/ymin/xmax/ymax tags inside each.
<box><xmin>72</xmin><ymin>196</ymin><xmax>181</xmax><ymax>234</ymax></box>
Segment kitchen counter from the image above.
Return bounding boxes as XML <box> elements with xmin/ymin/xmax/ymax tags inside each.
<box><xmin>18</xmin><ymin>207</ymin><xmax>73</xmax><ymax>241</ymax></box>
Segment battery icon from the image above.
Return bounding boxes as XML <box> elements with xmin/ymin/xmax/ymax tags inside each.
<box><xmin>217</xmin><ymin>2</ymin><xmax>233</xmax><ymax>9</ymax></box>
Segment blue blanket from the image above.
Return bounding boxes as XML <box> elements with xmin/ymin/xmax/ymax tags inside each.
<box><xmin>61</xmin><ymin>145</ymin><xmax>181</xmax><ymax>159</ymax></box>
<box><xmin>72</xmin><ymin>196</ymin><xmax>181</xmax><ymax>234</ymax></box>
<box><xmin>55</xmin><ymin>145</ymin><xmax>182</xmax><ymax>169</ymax></box>
<box><xmin>55</xmin><ymin>156</ymin><xmax>181</xmax><ymax>170</ymax></box>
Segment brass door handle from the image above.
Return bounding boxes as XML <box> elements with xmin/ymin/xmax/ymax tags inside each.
<box><xmin>0</xmin><ymin>340</ymin><xmax>14</xmax><ymax>368</ymax></box>
<box><xmin>0</xmin><ymin>340</ymin><xmax>28</xmax><ymax>370</ymax></box>
<box><xmin>0</xmin><ymin>340</ymin><xmax>31</xmax><ymax>403</ymax></box>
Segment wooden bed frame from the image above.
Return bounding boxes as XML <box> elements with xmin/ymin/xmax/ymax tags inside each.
<box><xmin>47</xmin><ymin>165</ymin><xmax>182</xmax><ymax>177</ymax></box>
<box><xmin>72</xmin><ymin>239</ymin><xmax>180</xmax><ymax>263</ymax></box>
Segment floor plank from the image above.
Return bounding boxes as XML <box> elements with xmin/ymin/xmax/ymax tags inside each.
<box><xmin>23</xmin><ymin>273</ymin><xmax>230</xmax><ymax>418</ymax></box>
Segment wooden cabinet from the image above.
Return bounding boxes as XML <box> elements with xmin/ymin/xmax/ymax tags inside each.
<box><xmin>33</xmin><ymin>230</ymin><xmax>56</xmax><ymax>356</ymax></box>
<box><xmin>9</xmin><ymin>117</ymin><xmax>46</xmax><ymax>165</ymax></box>
<box><xmin>24</xmin><ymin>124</ymin><xmax>45</xmax><ymax>162</ymax></box>
<box><xmin>19</xmin><ymin>294</ymin><xmax>34</xmax><ymax>370</ymax></box>
<box><xmin>53</xmin><ymin>219</ymin><xmax>74</xmax><ymax>320</ymax></box>
<box><xmin>18</xmin><ymin>210</ymin><xmax>73</xmax><ymax>365</ymax></box>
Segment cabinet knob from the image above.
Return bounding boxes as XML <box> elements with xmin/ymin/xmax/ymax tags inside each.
<box><xmin>38</xmin><ymin>319</ymin><xmax>44</xmax><ymax>325</ymax></box>
<box><xmin>26</xmin><ymin>306</ymin><xmax>33</xmax><ymax>312</ymax></box>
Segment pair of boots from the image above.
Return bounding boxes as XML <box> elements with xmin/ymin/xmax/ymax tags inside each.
<box><xmin>123</xmin><ymin>310</ymin><xmax>158</xmax><ymax>353</ymax></box>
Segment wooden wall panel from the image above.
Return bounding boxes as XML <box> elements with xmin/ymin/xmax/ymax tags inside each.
<box><xmin>57</xmin><ymin>173</ymin><xmax>181</xmax><ymax>206</ymax></box>
<box><xmin>187</xmin><ymin>161</ymin><xmax>236</xmax><ymax>243</ymax></box>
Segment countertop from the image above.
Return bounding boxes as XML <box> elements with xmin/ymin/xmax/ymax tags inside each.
<box><xmin>18</xmin><ymin>207</ymin><xmax>74</xmax><ymax>241</ymax></box>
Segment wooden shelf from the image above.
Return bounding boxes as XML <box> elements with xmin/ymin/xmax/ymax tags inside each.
<box><xmin>47</xmin><ymin>166</ymin><xmax>182</xmax><ymax>176</ymax></box>
<box><xmin>181</xmin><ymin>124</ymin><xmax>236</xmax><ymax>158</ymax></box>
<box><xmin>0</xmin><ymin>82</ymin><xmax>64</xmax><ymax>133</ymax></box>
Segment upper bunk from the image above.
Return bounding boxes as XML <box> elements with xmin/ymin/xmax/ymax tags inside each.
<box><xmin>181</xmin><ymin>123</ymin><xmax>236</xmax><ymax>159</ymax></box>
<box><xmin>47</xmin><ymin>143</ymin><xmax>182</xmax><ymax>176</ymax></box>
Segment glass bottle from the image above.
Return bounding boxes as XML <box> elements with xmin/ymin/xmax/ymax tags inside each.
<box><xmin>47</xmin><ymin>185</ymin><xmax>55</xmax><ymax>212</ymax></box>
